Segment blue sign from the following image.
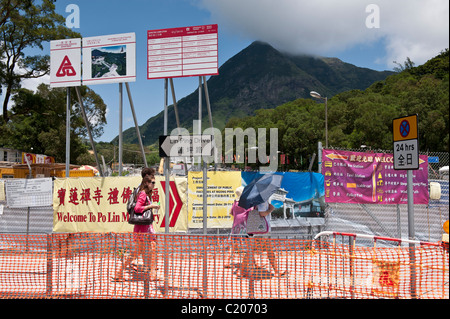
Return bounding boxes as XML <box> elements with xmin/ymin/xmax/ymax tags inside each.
<box><xmin>241</xmin><ymin>171</ymin><xmax>325</xmax><ymax>209</ymax></box>
<box><xmin>428</xmin><ymin>156</ymin><xmax>439</xmax><ymax>163</ymax></box>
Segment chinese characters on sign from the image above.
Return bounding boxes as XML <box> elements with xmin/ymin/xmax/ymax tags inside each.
<box><xmin>322</xmin><ymin>149</ymin><xmax>428</xmax><ymax>205</ymax></box>
<box><xmin>52</xmin><ymin>176</ymin><xmax>187</xmax><ymax>233</ymax></box>
<box><xmin>147</xmin><ymin>24</ymin><xmax>218</xmax><ymax>79</ymax></box>
<box><xmin>54</xmin><ymin>177</ymin><xmax>150</xmax><ymax>228</ymax></box>
<box><xmin>50</xmin><ymin>38</ymin><xmax>82</xmax><ymax>88</ymax></box>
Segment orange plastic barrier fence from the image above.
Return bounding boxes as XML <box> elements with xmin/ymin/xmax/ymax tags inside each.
<box><xmin>0</xmin><ymin>233</ymin><xmax>448</xmax><ymax>299</ymax></box>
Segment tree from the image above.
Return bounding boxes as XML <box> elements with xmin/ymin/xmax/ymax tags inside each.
<box><xmin>393</xmin><ymin>57</ymin><xmax>415</xmax><ymax>73</ymax></box>
<box><xmin>223</xmin><ymin>50</ymin><xmax>449</xmax><ymax>163</ymax></box>
<box><xmin>0</xmin><ymin>84</ymin><xmax>107</xmax><ymax>163</ymax></box>
<box><xmin>0</xmin><ymin>0</ymin><xmax>80</xmax><ymax>122</ymax></box>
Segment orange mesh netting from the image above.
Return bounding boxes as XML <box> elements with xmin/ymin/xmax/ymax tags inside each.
<box><xmin>0</xmin><ymin>233</ymin><xmax>448</xmax><ymax>299</ymax></box>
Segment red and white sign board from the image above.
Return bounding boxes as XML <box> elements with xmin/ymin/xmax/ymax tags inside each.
<box><xmin>50</xmin><ymin>38</ymin><xmax>81</xmax><ymax>88</ymax></box>
<box><xmin>147</xmin><ymin>24</ymin><xmax>218</xmax><ymax>79</ymax></box>
<box><xmin>82</xmin><ymin>32</ymin><xmax>136</xmax><ymax>85</ymax></box>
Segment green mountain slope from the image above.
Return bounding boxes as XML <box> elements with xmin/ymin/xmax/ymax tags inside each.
<box><xmin>225</xmin><ymin>48</ymin><xmax>449</xmax><ymax>170</ymax></box>
<box><xmin>117</xmin><ymin>41</ymin><xmax>393</xmax><ymax>145</ymax></box>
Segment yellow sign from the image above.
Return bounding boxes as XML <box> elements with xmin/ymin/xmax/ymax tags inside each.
<box><xmin>444</xmin><ymin>220</ymin><xmax>449</xmax><ymax>234</ymax></box>
<box><xmin>188</xmin><ymin>171</ymin><xmax>241</xmax><ymax>228</ymax></box>
<box><xmin>53</xmin><ymin>176</ymin><xmax>188</xmax><ymax>233</ymax></box>
<box><xmin>393</xmin><ymin>114</ymin><xmax>418</xmax><ymax>142</ymax></box>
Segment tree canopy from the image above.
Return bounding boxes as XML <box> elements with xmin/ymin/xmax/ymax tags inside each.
<box><xmin>0</xmin><ymin>84</ymin><xmax>107</xmax><ymax>164</ymax></box>
<box><xmin>1</xmin><ymin>0</ymin><xmax>80</xmax><ymax>122</ymax></box>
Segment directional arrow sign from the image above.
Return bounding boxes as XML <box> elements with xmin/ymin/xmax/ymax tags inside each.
<box><xmin>159</xmin><ymin>135</ymin><xmax>214</xmax><ymax>157</ymax></box>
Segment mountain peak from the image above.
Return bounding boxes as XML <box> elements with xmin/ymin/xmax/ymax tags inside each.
<box><xmin>117</xmin><ymin>42</ymin><xmax>393</xmax><ymax>145</ymax></box>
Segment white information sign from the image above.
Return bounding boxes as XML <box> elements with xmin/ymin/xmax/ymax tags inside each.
<box><xmin>5</xmin><ymin>178</ymin><xmax>53</xmax><ymax>208</ymax></box>
<box><xmin>50</xmin><ymin>38</ymin><xmax>82</xmax><ymax>88</ymax></box>
<box><xmin>147</xmin><ymin>24</ymin><xmax>218</xmax><ymax>79</ymax></box>
<box><xmin>82</xmin><ymin>33</ymin><xmax>136</xmax><ymax>85</ymax></box>
<box><xmin>159</xmin><ymin>135</ymin><xmax>214</xmax><ymax>157</ymax></box>
<box><xmin>393</xmin><ymin>140</ymin><xmax>419</xmax><ymax>170</ymax></box>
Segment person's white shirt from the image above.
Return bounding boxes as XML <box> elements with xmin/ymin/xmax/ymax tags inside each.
<box><xmin>256</xmin><ymin>201</ymin><xmax>271</xmax><ymax>233</ymax></box>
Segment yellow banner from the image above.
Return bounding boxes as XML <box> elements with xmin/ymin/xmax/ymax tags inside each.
<box><xmin>188</xmin><ymin>171</ymin><xmax>242</xmax><ymax>228</ymax></box>
<box><xmin>53</xmin><ymin>176</ymin><xmax>187</xmax><ymax>233</ymax></box>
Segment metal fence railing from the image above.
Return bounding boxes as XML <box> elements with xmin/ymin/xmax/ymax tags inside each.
<box><xmin>0</xmin><ymin>232</ymin><xmax>447</xmax><ymax>299</ymax></box>
<box><xmin>321</xmin><ymin>148</ymin><xmax>449</xmax><ymax>245</ymax></box>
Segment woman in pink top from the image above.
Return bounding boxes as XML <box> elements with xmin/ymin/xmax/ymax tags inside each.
<box><xmin>113</xmin><ymin>175</ymin><xmax>160</xmax><ymax>282</ymax></box>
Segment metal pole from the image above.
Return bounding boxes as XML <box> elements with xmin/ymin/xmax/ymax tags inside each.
<box><xmin>163</xmin><ymin>78</ymin><xmax>170</xmax><ymax>298</ymax></box>
<box><xmin>197</xmin><ymin>77</ymin><xmax>202</xmax><ymax>169</ymax></box>
<box><xmin>65</xmin><ymin>87</ymin><xmax>70</xmax><ymax>177</ymax></box>
<box><xmin>46</xmin><ymin>234</ymin><xmax>53</xmax><ymax>298</ymax></box>
<box><xmin>325</xmin><ymin>97</ymin><xmax>328</xmax><ymax>149</ymax></box>
<box><xmin>118</xmin><ymin>83</ymin><xmax>123</xmax><ymax>176</ymax></box>
<box><xmin>125</xmin><ymin>82</ymin><xmax>147</xmax><ymax>167</ymax></box>
<box><xmin>407</xmin><ymin>170</ymin><xmax>417</xmax><ymax>298</ymax></box>
<box><xmin>203</xmin><ymin>76</ymin><xmax>218</xmax><ymax>168</ymax></box>
<box><xmin>349</xmin><ymin>236</ymin><xmax>355</xmax><ymax>299</ymax></box>
<box><xmin>169</xmin><ymin>78</ymin><xmax>188</xmax><ymax>175</ymax></box>
<box><xmin>169</xmin><ymin>78</ymin><xmax>181</xmax><ymax>130</ymax></box>
<box><xmin>74</xmin><ymin>87</ymin><xmax>103</xmax><ymax>176</ymax></box>
<box><xmin>202</xmin><ymin>76</ymin><xmax>213</xmax><ymax>129</ymax></box>
<box><xmin>164</xmin><ymin>79</ymin><xmax>170</xmax><ymax>234</ymax></box>
<box><xmin>318</xmin><ymin>141</ymin><xmax>322</xmax><ymax>174</ymax></box>
<box><xmin>203</xmin><ymin>161</ymin><xmax>207</xmax><ymax>234</ymax></box>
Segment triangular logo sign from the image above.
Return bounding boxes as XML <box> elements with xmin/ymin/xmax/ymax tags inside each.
<box><xmin>56</xmin><ymin>55</ymin><xmax>77</xmax><ymax>77</ymax></box>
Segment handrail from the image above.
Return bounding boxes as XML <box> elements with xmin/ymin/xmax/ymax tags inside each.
<box><xmin>314</xmin><ymin>231</ymin><xmax>443</xmax><ymax>247</ymax></box>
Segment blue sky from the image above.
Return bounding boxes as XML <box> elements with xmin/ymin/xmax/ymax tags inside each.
<box><xmin>11</xmin><ymin>0</ymin><xmax>450</xmax><ymax>143</ymax></box>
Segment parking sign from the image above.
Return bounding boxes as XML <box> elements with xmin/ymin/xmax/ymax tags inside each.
<box><xmin>393</xmin><ymin>114</ymin><xmax>419</xmax><ymax>170</ymax></box>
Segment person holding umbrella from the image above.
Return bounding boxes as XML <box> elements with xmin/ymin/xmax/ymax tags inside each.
<box><xmin>223</xmin><ymin>186</ymin><xmax>251</xmax><ymax>268</ymax></box>
<box><xmin>238</xmin><ymin>174</ymin><xmax>287</xmax><ymax>278</ymax></box>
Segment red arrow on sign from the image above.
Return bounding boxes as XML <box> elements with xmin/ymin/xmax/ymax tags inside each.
<box><xmin>160</xmin><ymin>181</ymin><xmax>183</xmax><ymax>227</ymax></box>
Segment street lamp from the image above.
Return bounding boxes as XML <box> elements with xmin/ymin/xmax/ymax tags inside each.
<box><xmin>310</xmin><ymin>91</ymin><xmax>328</xmax><ymax>148</ymax></box>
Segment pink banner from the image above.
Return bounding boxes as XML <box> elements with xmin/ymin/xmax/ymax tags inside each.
<box><xmin>322</xmin><ymin>149</ymin><xmax>428</xmax><ymax>204</ymax></box>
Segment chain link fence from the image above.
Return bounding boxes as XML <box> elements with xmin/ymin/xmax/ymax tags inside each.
<box><xmin>322</xmin><ymin>148</ymin><xmax>449</xmax><ymax>245</ymax></box>
<box><xmin>1</xmin><ymin>150</ymin><xmax>448</xmax><ymax>244</ymax></box>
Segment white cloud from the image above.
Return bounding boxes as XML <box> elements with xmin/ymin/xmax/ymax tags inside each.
<box><xmin>21</xmin><ymin>75</ymin><xmax>50</xmax><ymax>92</ymax></box>
<box><xmin>199</xmin><ymin>0</ymin><xmax>449</xmax><ymax>67</ymax></box>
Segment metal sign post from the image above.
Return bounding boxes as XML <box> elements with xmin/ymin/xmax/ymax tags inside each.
<box><xmin>66</xmin><ymin>88</ymin><xmax>71</xmax><ymax>177</ymax></box>
<box><xmin>393</xmin><ymin>114</ymin><xmax>419</xmax><ymax>298</ymax></box>
<box><xmin>75</xmin><ymin>87</ymin><xmax>103</xmax><ymax>176</ymax></box>
<box><xmin>50</xmin><ymin>39</ymin><xmax>82</xmax><ymax>177</ymax></box>
<box><xmin>52</xmin><ymin>34</ymin><xmax>138</xmax><ymax>176</ymax></box>
<box><xmin>118</xmin><ymin>83</ymin><xmax>123</xmax><ymax>176</ymax></box>
<box><xmin>125</xmin><ymin>83</ymin><xmax>148</xmax><ymax>167</ymax></box>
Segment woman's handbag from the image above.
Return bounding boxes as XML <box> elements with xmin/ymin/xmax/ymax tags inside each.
<box><xmin>128</xmin><ymin>208</ymin><xmax>154</xmax><ymax>225</ymax></box>
<box><xmin>128</xmin><ymin>195</ymin><xmax>154</xmax><ymax>225</ymax></box>
<box><xmin>246</xmin><ymin>209</ymin><xmax>269</xmax><ymax>234</ymax></box>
